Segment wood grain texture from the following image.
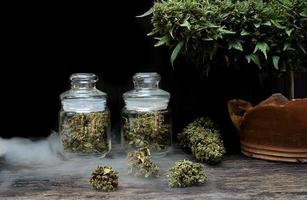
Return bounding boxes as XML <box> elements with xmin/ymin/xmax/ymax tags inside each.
<box><xmin>0</xmin><ymin>146</ymin><xmax>306</xmax><ymax>200</ymax></box>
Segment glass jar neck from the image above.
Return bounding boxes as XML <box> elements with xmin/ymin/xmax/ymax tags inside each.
<box><xmin>71</xmin><ymin>81</ymin><xmax>96</xmax><ymax>89</ymax></box>
<box><xmin>134</xmin><ymin>79</ymin><xmax>159</xmax><ymax>90</ymax></box>
<box><xmin>133</xmin><ymin>72</ymin><xmax>161</xmax><ymax>90</ymax></box>
<box><xmin>69</xmin><ymin>73</ymin><xmax>98</xmax><ymax>89</ymax></box>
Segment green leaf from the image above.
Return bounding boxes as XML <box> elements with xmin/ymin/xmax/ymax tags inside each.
<box><xmin>285</xmin><ymin>28</ymin><xmax>294</xmax><ymax>37</ymax></box>
<box><xmin>169</xmin><ymin>27</ymin><xmax>174</xmax><ymax>38</ymax></box>
<box><xmin>271</xmin><ymin>20</ymin><xmax>286</xmax><ymax>29</ymax></box>
<box><xmin>283</xmin><ymin>42</ymin><xmax>291</xmax><ymax>51</ymax></box>
<box><xmin>217</xmin><ymin>27</ymin><xmax>236</xmax><ymax>34</ymax></box>
<box><xmin>297</xmin><ymin>43</ymin><xmax>307</xmax><ymax>54</ymax></box>
<box><xmin>246</xmin><ymin>55</ymin><xmax>252</xmax><ymax>63</ymax></box>
<box><xmin>272</xmin><ymin>56</ymin><xmax>280</xmax><ymax>70</ymax></box>
<box><xmin>180</xmin><ymin>18</ymin><xmax>191</xmax><ymax>30</ymax></box>
<box><xmin>246</xmin><ymin>54</ymin><xmax>261</xmax><ymax>69</ymax></box>
<box><xmin>253</xmin><ymin>22</ymin><xmax>261</xmax><ymax>28</ymax></box>
<box><xmin>208</xmin><ymin>24</ymin><xmax>220</xmax><ymax>28</ymax></box>
<box><xmin>171</xmin><ymin>42</ymin><xmax>184</xmax><ymax>67</ymax></box>
<box><xmin>229</xmin><ymin>40</ymin><xmax>243</xmax><ymax>51</ymax></box>
<box><xmin>147</xmin><ymin>31</ymin><xmax>157</xmax><ymax>36</ymax></box>
<box><xmin>154</xmin><ymin>35</ymin><xmax>169</xmax><ymax>47</ymax></box>
<box><xmin>136</xmin><ymin>7</ymin><xmax>153</xmax><ymax>18</ymax></box>
<box><xmin>262</xmin><ymin>21</ymin><xmax>271</xmax><ymax>26</ymax></box>
<box><xmin>300</xmin><ymin>9</ymin><xmax>307</xmax><ymax>17</ymax></box>
<box><xmin>240</xmin><ymin>30</ymin><xmax>250</xmax><ymax>36</ymax></box>
<box><xmin>202</xmin><ymin>38</ymin><xmax>214</xmax><ymax>41</ymax></box>
<box><xmin>254</xmin><ymin>42</ymin><xmax>269</xmax><ymax>59</ymax></box>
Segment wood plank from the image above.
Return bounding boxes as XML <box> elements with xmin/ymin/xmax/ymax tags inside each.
<box><xmin>0</xmin><ymin>146</ymin><xmax>306</xmax><ymax>200</ymax></box>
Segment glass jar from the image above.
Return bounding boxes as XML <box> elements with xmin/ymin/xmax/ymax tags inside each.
<box><xmin>122</xmin><ymin>72</ymin><xmax>171</xmax><ymax>155</ymax></box>
<box><xmin>59</xmin><ymin>73</ymin><xmax>110</xmax><ymax>157</ymax></box>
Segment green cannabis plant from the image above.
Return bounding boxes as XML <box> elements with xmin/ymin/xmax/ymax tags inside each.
<box><xmin>145</xmin><ymin>0</ymin><xmax>307</xmax><ymax>98</ymax></box>
<box><xmin>178</xmin><ymin>117</ymin><xmax>226</xmax><ymax>164</ymax></box>
<box><xmin>90</xmin><ymin>166</ymin><xmax>119</xmax><ymax>192</ymax></box>
<box><xmin>127</xmin><ymin>147</ymin><xmax>160</xmax><ymax>178</ymax></box>
<box><xmin>60</xmin><ymin>111</ymin><xmax>109</xmax><ymax>154</ymax></box>
<box><xmin>167</xmin><ymin>159</ymin><xmax>207</xmax><ymax>188</ymax></box>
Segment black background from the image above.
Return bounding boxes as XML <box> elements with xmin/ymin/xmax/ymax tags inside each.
<box><xmin>2</xmin><ymin>1</ymin><xmax>306</xmax><ymax>153</ymax></box>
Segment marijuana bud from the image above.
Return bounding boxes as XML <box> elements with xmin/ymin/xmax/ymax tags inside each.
<box><xmin>60</xmin><ymin>111</ymin><xmax>109</xmax><ymax>154</ymax></box>
<box><xmin>178</xmin><ymin>117</ymin><xmax>218</xmax><ymax>149</ymax></box>
<box><xmin>190</xmin><ymin>117</ymin><xmax>219</xmax><ymax>130</ymax></box>
<box><xmin>123</xmin><ymin>111</ymin><xmax>171</xmax><ymax>152</ymax></box>
<box><xmin>191</xmin><ymin>129</ymin><xmax>226</xmax><ymax>164</ymax></box>
<box><xmin>90</xmin><ymin>166</ymin><xmax>119</xmax><ymax>192</ymax></box>
<box><xmin>127</xmin><ymin>147</ymin><xmax>160</xmax><ymax>178</ymax></box>
<box><xmin>167</xmin><ymin>160</ymin><xmax>207</xmax><ymax>188</ymax></box>
<box><xmin>178</xmin><ymin>117</ymin><xmax>226</xmax><ymax>164</ymax></box>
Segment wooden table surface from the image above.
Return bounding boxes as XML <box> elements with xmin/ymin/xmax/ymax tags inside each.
<box><xmin>0</xmin><ymin>146</ymin><xmax>306</xmax><ymax>200</ymax></box>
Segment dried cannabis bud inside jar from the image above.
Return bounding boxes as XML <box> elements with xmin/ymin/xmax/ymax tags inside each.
<box><xmin>123</xmin><ymin>110</ymin><xmax>171</xmax><ymax>152</ymax></box>
<box><xmin>167</xmin><ymin>160</ymin><xmax>207</xmax><ymax>188</ymax></box>
<box><xmin>90</xmin><ymin>165</ymin><xmax>119</xmax><ymax>192</ymax></box>
<box><xmin>60</xmin><ymin>111</ymin><xmax>110</xmax><ymax>154</ymax></box>
<box><xmin>127</xmin><ymin>147</ymin><xmax>160</xmax><ymax>178</ymax></box>
<box><xmin>178</xmin><ymin>117</ymin><xmax>226</xmax><ymax>164</ymax></box>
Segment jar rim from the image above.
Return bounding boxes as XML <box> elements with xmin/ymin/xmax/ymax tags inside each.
<box><xmin>133</xmin><ymin>72</ymin><xmax>160</xmax><ymax>81</ymax></box>
<box><xmin>70</xmin><ymin>73</ymin><xmax>98</xmax><ymax>83</ymax></box>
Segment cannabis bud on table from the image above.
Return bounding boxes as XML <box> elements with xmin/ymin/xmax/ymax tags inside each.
<box><xmin>167</xmin><ymin>160</ymin><xmax>207</xmax><ymax>188</ymax></box>
<box><xmin>128</xmin><ymin>147</ymin><xmax>160</xmax><ymax>178</ymax></box>
<box><xmin>90</xmin><ymin>166</ymin><xmax>119</xmax><ymax>192</ymax></box>
<box><xmin>60</xmin><ymin>111</ymin><xmax>110</xmax><ymax>154</ymax></box>
<box><xmin>178</xmin><ymin>117</ymin><xmax>226</xmax><ymax>164</ymax></box>
<box><xmin>123</xmin><ymin>111</ymin><xmax>171</xmax><ymax>152</ymax></box>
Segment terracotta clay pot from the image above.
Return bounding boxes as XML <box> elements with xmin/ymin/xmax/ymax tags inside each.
<box><xmin>228</xmin><ymin>93</ymin><xmax>307</xmax><ymax>163</ymax></box>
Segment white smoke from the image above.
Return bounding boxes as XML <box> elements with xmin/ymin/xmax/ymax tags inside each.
<box><xmin>0</xmin><ymin>134</ymin><xmax>191</xmax><ymax>199</ymax></box>
<box><xmin>0</xmin><ymin>132</ymin><xmax>63</xmax><ymax>165</ymax></box>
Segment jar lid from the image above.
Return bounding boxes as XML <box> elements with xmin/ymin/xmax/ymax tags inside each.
<box><xmin>123</xmin><ymin>72</ymin><xmax>170</xmax><ymax>111</ymax></box>
<box><xmin>60</xmin><ymin>73</ymin><xmax>107</xmax><ymax>112</ymax></box>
